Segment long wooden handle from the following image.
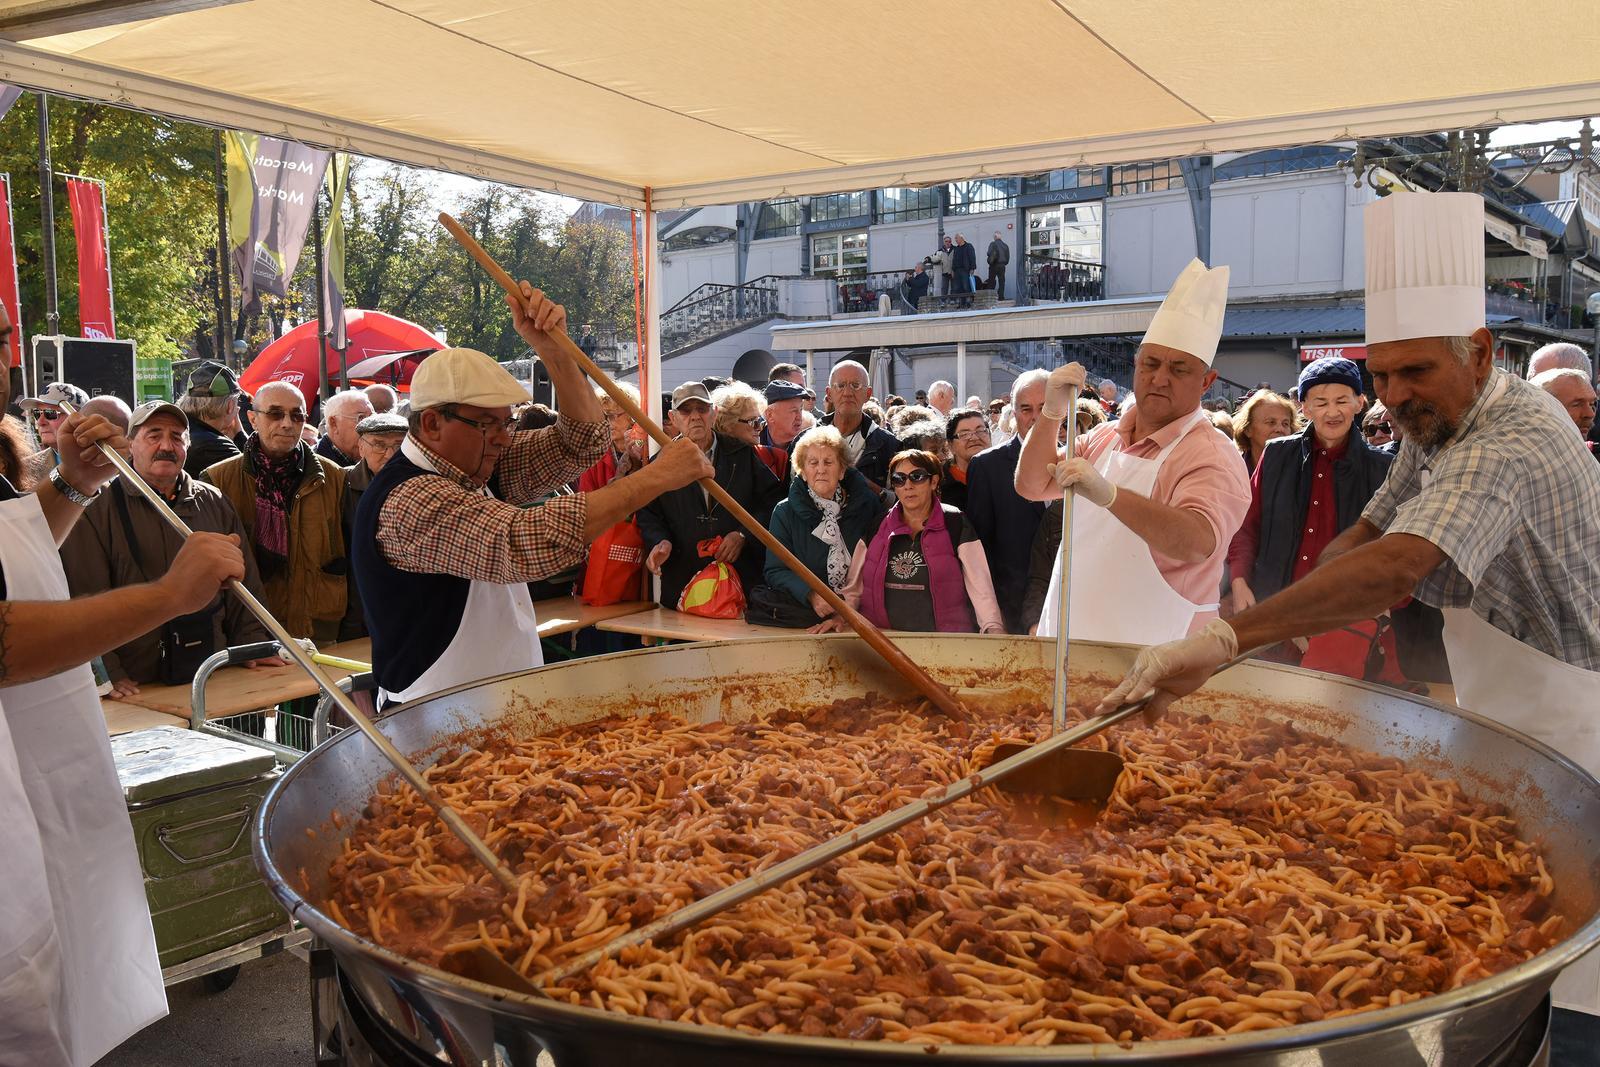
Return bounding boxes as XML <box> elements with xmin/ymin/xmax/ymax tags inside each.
<box><xmin>439</xmin><ymin>212</ymin><xmax>963</xmax><ymax>717</ymax></box>
<box><xmin>59</xmin><ymin>402</ymin><xmax>520</xmax><ymax>893</ymax></box>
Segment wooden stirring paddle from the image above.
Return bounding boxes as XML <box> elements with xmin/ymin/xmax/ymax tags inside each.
<box><xmin>439</xmin><ymin>212</ymin><xmax>964</xmax><ymax>717</ymax></box>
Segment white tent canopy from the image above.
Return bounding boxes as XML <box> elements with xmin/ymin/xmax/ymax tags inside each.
<box><xmin>0</xmin><ymin>0</ymin><xmax>1596</xmax><ymax>209</ymax></box>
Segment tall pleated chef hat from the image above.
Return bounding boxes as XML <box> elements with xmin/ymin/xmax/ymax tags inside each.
<box><xmin>408</xmin><ymin>348</ymin><xmax>529</xmax><ymax>410</ymax></box>
<box><xmin>1364</xmin><ymin>192</ymin><xmax>1485</xmax><ymax>345</ymax></box>
<box><xmin>1142</xmin><ymin>258</ymin><xmax>1229</xmax><ymax>366</ymax></box>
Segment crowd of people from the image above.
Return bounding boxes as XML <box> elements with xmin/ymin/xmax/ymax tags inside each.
<box><xmin>6</xmin><ymin>307</ymin><xmax>1597</xmax><ymax>702</ymax></box>
<box><xmin>4</xmin><ymin>329</ymin><xmax>1582</xmax><ymax>703</ymax></box>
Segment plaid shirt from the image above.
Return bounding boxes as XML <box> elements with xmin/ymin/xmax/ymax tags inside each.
<box><xmin>376</xmin><ymin>416</ymin><xmax>607</xmax><ymax>584</ymax></box>
<box><xmin>1362</xmin><ymin>369</ymin><xmax>1600</xmax><ymax>669</ymax></box>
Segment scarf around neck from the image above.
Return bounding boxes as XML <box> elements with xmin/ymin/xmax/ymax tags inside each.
<box><xmin>249</xmin><ymin>435</ymin><xmax>304</xmax><ymax>577</ymax></box>
<box><xmin>807</xmin><ymin>483</ymin><xmax>850</xmax><ymax>590</ymax></box>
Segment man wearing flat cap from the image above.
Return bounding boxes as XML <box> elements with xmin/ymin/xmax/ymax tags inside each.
<box><xmin>638</xmin><ymin>380</ymin><xmax>785</xmax><ymax>610</ymax></box>
<box><xmin>352</xmin><ymin>285</ymin><xmax>711</xmax><ymax>705</ymax></box>
<box><xmin>760</xmin><ymin>379</ymin><xmax>809</xmax><ymax>453</ymax></box>
<box><xmin>338</xmin><ymin>411</ymin><xmax>408</xmax><ymax>640</ymax></box>
<box><xmin>59</xmin><ymin>400</ymin><xmax>277</xmax><ymax>695</ymax></box>
<box><xmin>178</xmin><ymin>360</ymin><xmax>250</xmax><ymax>477</ymax></box>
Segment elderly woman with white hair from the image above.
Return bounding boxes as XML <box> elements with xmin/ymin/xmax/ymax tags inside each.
<box><xmin>578</xmin><ymin>381</ymin><xmax>645</xmax><ymax>491</ymax></box>
<box><xmin>712</xmin><ymin>380</ymin><xmax>789</xmax><ymax>481</ymax></box>
<box><xmin>748</xmin><ymin>426</ymin><xmax>885</xmax><ymax>627</ymax></box>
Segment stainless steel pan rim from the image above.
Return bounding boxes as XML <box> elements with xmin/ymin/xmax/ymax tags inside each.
<box><xmin>255</xmin><ymin>635</ymin><xmax>1600</xmax><ymax>1060</ymax></box>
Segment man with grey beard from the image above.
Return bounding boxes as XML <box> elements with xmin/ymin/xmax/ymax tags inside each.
<box><xmin>58</xmin><ymin>399</ymin><xmax>276</xmax><ymax>695</ymax></box>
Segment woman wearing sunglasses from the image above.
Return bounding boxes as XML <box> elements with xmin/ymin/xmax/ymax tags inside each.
<box><xmin>19</xmin><ymin>381</ymin><xmax>90</xmax><ymax>486</ymax></box>
<box><xmin>815</xmin><ymin>449</ymin><xmax>1004</xmax><ymax>634</ymax></box>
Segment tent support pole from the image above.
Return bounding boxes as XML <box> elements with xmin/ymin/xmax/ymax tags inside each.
<box><xmin>956</xmin><ymin>340</ymin><xmax>967</xmax><ymax>405</ymax></box>
<box><xmin>644</xmin><ymin>190</ymin><xmax>662</xmax><ymax>436</ymax></box>
<box><xmin>804</xmin><ymin>349</ymin><xmax>813</xmax><ymax>392</ymax></box>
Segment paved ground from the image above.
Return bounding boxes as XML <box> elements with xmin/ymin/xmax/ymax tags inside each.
<box><xmin>101</xmin><ymin>950</ymin><xmax>313</xmax><ymax>1067</ymax></box>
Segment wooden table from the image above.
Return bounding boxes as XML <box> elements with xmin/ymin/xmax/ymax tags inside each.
<box><xmin>532</xmin><ymin>597</ymin><xmax>653</xmax><ymax>637</ymax></box>
<box><xmin>106</xmin><ymin>598</ymin><xmax>653</xmax><ymax>721</ymax></box>
<box><xmin>102</xmin><ymin>699</ymin><xmax>187</xmax><ymax>736</ymax></box>
<box><xmin>596</xmin><ymin>606</ymin><xmax>797</xmax><ymax>644</ymax></box>
<box><xmin>113</xmin><ymin>638</ymin><xmax>374</xmax><ymax>720</ymax></box>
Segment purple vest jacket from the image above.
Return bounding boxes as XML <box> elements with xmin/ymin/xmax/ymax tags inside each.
<box><xmin>860</xmin><ymin>501</ymin><xmax>976</xmax><ymax>632</ymax></box>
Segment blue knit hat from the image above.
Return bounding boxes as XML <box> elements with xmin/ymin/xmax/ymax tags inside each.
<box><xmin>1296</xmin><ymin>356</ymin><xmax>1363</xmax><ymax>401</ymax></box>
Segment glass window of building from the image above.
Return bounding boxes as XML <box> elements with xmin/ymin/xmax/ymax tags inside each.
<box><xmin>1026</xmin><ymin>202</ymin><xmax>1102</xmax><ymax>262</ymax></box>
<box><xmin>754</xmin><ymin>199</ymin><xmax>800</xmax><ymax>239</ymax></box>
<box><xmin>1109</xmin><ymin>161</ymin><xmax>1185</xmax><ymax>195</ymax></box>
<box><xmin>808</xmin><ymin>191</ymin><xmax>871</xmax><ymax>223</ymax></box>
<box><xmin>810</xmin><ymin>230</ymin><xmax>869</xmax><ymax>278</ymax></box>
<box><xmin>946</xmin><ymin>178</ymin><xmax>1019</xmax><ymax>215</ymax></box>
<box><xmin>877</xmin><ymin>186</ymin><xmax>939</xmax><ymax>223</ymax></box>
<box><xmin>1021</xmin><ymin>168</ymin><xmax>1106</xmax><ymax>195</ymax></box>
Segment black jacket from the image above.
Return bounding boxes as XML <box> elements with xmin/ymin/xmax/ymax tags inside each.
<box><xmin>185</xmin><ymin>419</ymin><xmax>242</xmax><ymax>478</ymax></box>
<box><xmin>820</xmin><ymin>411</ymin><xmax>901</xmax><ymax>491</ymax></box>
<box><xmin>952</xmin><ymin>241</ymin><xmax>977</xmax><ymax>272</ymax></box>
<box><xmin>315</xmin><ymin>434</ymin><xmax>353</xmax><ymax>467</ymax></box>
<box><xmin>636</xmin><ymin>433</ymin><xmax>784</xmax><ymax>609</ymax></box>
<box><xmin>1248</xmin><ymin>425</ymin><xmax>1393</xmax><ymax>603</ymax></box>
<box><xmin>1021</xmin><ymin>498</ymin><xmax>1063</xmax><ymax>632</ymax></box>
<box><xmin>964</xmin><ymin>436</ymin><xmax>1046</xmax><ymax>633</ymax></box>
<box><xmin>904</xmin><ymin>271</ymin><xmax>931</xmax><ymax>307</ymax></box>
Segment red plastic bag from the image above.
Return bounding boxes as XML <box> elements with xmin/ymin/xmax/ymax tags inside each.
<box><xmin>580</xmin><ymin>519</ymin><xmax>644</xmax><ymax>606</ymax></box>
<box><xmin>1299</xmin><ymin>618</ymin><xmax>1405</xmax><ymax>684</ymax></box>
<box><xmin>675</xmin><ymin>537</ymin><xmax>747</xmax><ymax>618</ymax></box>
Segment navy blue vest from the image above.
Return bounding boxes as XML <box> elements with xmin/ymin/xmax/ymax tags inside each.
<box><xmin>351</xmin><ymin>453</ymin><xmax>474</xmax><ymax>696</ymax></box>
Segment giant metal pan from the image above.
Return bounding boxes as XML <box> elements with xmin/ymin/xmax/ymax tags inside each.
<box><xmin>254</xmin><ymin>635</ymin><xmax>1600</xmax><ymax>1066</ymax></box>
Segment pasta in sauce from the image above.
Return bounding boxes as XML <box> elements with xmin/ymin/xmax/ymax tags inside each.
<box><xmin>323</xmin><ymin>696</ymin><xmax>1561</xmax><ymax>1046</ymax></box>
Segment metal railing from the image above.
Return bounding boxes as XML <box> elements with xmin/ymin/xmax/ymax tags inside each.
<box><xmin>1024</xmin><ymin>256</ymin><xmax>1105</xmax><ymax>304</ymax></box>
<box><xmin>1485</xmin><ymin>285</ymin><xmax>1552</xmax><ymax>325</ymax></box>
<box><xmin>660</xmin><ymin>279</ymin><xmax>780</xmax><ymax>354</ymax></box>
<box><xmin>828</xmin><ymin>268</ymin><xmax>921</xmax><ymax>315</ymax></box>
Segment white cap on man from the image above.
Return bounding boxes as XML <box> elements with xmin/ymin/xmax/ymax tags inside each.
<box><xmin>408</xmin><ymin>348</ymin><xmax>528</xmax><ymax>410</ymax></box>
<box><xmin>1364</xmin><ymin>192</ymin><xmax>1485</xmax><ymax>345</ymax></box>
<box><xmin>1143</xmin><ymin>258</ymin><xmax>1229</xmax><ymax>366</ymax></box>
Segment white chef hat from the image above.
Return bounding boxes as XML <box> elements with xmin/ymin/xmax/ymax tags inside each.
<box><xmin>1364</xmin><ymin>192</ymin><xmax>1485</xmax><ymax>345</ymax></box>
<box><xmin>408</xmin><ymin>348</ymin><xmax>529</xmax><ymax>410</ymax></box>
<box><xmin>1143</xmin><ymin>258</ymin><xmax>1229</xmax><ymax>367</ymax></box>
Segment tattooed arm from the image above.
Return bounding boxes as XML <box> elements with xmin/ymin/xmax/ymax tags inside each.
<box><xmin>0</xmin><ymin>532</ymin><xmax>246</xmax><ymax>688</ymax></box>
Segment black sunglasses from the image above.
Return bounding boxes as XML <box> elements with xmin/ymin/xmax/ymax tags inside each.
<box><xmin>889</xmin><ymin>469</ymin><xmax>934</xmax><ymax>488</ymax></box>
<box><xmin>1362</xmin><ymin>422</ymin><xmax>1392</xmax><ymax>437</ymax></box>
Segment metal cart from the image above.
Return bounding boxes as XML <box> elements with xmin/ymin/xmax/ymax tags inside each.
<box><xmin>156</xmin><ymin>640</ymin><xmax>373</xmax><ymax>992</ymax></box>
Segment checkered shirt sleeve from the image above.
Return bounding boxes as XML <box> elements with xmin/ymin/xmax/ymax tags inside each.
<box><xmin>1378</xmin><ymin>442</ymin><xmax>1520</xmax><ymax>589</ymax></box>
<box><xmin>375</xmin><ymin>419</ymin><xmax>606</xmax><ymax>584</ymax></box>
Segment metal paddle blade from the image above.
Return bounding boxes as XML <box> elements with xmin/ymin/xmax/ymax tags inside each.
<box><xmin>984</xmin><ymin>743</ymin><xmax>1125</xmax><ymax>803</ymax></box>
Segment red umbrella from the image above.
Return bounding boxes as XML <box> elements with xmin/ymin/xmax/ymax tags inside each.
<box><xmin>239</xmin><ymin>309</ymin><xmax>443</xmax><ymax>396</ymax></box>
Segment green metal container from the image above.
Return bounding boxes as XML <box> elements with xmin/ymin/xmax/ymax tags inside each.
<box><xmin>111</xmin><ymin>725</ymin><xmax>287</xmax><ymax>969</ymax></box>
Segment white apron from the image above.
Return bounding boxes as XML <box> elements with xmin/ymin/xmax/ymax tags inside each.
<box><xmin>380</xmin><ymin>440</ymin><xmax>544</xmax><ymax>706</ymax></box>
<box><xmin>0</xmin><ymin>492</ymin><xmax>165</xmax><ymax>1067</ymax></box>
<box><xmin>1039</xmin><ymin>408</ymin><xmax>1218</xmax><ymax>644</ymax></box>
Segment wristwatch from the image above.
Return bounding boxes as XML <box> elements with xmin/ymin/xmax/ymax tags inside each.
<box><xmin>48</xmin><ymin>466</ymin><xmax>99</xmax><ymax>507</ymax></box>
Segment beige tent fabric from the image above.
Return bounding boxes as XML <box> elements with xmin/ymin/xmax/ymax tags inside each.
<box><xmin>4</xmin><ymin>0</ymin><xmax>1598</xmax><ymax>207</ymax></box>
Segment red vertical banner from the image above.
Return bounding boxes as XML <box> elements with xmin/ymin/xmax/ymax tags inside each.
<box><xmin>0</xmin><ymin>174</ymin><xmax>21</xmax><ymax>368</ymax></box>
<box><xmin>65</xmin><ymin>176</ymin><xmax>116</xmax><ymax>339</ymax></box>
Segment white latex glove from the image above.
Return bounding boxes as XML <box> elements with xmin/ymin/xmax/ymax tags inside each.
<box><xmin>1095</xmin><ymin>618</ymin><xmax>1239</xmax><ymax>718</ymax></box>
<box><xmin>1046</xmin><ymin>456</ymin><xmax>1116</xmax><ymax>507</ymax></box>
<box><xmin>1042</xmin><ymin>362</ymin><xmax>1088</xmax><ymax>421</ymax></box>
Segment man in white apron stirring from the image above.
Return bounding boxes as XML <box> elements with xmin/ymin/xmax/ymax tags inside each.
<box><xmin>1015</xmin><ymin>258</ymin><xmax>1252</xmax><ymax>644</ymax></box>
<box><xmin>0</xmin><ymin>398</ymin><xmax>247</xmax><ymax>1065</ymax></box>
<box><xmin>1097</xmin><ymin>191</ymin><xmax>1600</xmax><ymax>1017</ymax></box>
<box><xmin>352</xmin><ymin>285</ymin><xmax>711</xmax><ymax>706</ymax></box>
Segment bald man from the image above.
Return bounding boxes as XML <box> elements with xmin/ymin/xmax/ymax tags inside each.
<box><xmin>202</xmin><ymin>380</ymin><xmax>348</xmax><ymax>640</ymax></box>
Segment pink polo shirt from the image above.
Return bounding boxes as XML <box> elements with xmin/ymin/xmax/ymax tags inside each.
<box><xmin>1072</xmin><ymin>408</ymin><xmax>1252</xmax><ymax>620</ymax></box>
